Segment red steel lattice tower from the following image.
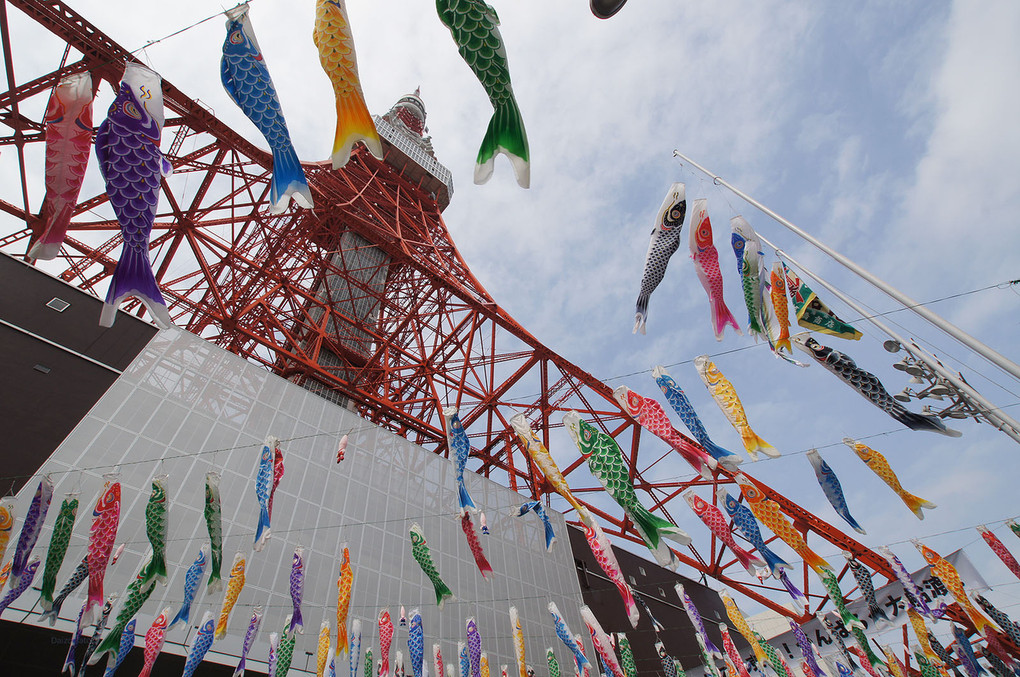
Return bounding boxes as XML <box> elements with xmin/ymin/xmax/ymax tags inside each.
<box><xmin>1</xmin><ymin>0</ymin><xmax>1008</xmax><ymax>638</ymax></box>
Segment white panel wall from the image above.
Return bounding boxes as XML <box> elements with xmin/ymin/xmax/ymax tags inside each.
<box><xmin>8</xmin><ymin>327</ymin><xmax>590</xmax><ymax>675</ymax></box>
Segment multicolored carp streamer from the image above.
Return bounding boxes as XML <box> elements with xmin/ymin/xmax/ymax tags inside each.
<box><xmin>613</xmin><ymin>385</ymin><xmax>721</xmax><ymax>478</ymax></box>
<box><xmin>977</xmin><ymin>525</ymin><xmax>1020</xmax><ymax>581</ymax></box>
<box><xmin>515</xmin><ymin>501</ymin><xmax>555</xmax><ymax>551</ymax></box>
<box><xmin>688</xmin><ymin>199</ymin><xmax>741</xmax><ymax>340</ymax></box>
<box><xmin>410</xmin><ymin>524</ymin><xmax>454</xmax><ymax>609</ymax></box>
<box><xmin>337</xmin><ymin>433</ymin><xmax>349</xmax><ymax>463</ymax></box>
<box><xmin>950</xmin><ymin>625</ymin><xmax>984</xmax><ymax>677</ymax></box>
<box><xmin>289</xmin><ymin>546</ymin><xmax>306</xmax><ymax>636</ymax></box>
<box><xmin>694</xmin><ymin>357</ymin><xmax>777</xmax><ymax>460</ymax></box>
<box><xmin>279</xmin><ymin>615</ymin><xmax>298</xmax><ymax>677</ymax></box>
<box><xmin>63</xmin><ymin>601</ymin><xmax>87</xmax><ymax>675</ymax></box>
<box><xmin>459</xmin><ymin>642</ymin><xmax>470</xmax><ymax>677</ymax></box>
<box><xmin>95</xmin><ymin>63</ymin><xmax>173</xmax><ymax>329</ymax></box>
<box><xmin>564</xmin><ymin>411</ymin><xmax>687</xmax><ymax>568</ymax></box>
<box><xmin>755</xmin><ymin>633</ymin><xmax>795</xmax><ymax>677</ymax></box>
<box><xmin>718</xmin><ymin>489</ymin><xmax>791</xmax><ymax>578</ymax></box>
<box><xmin>783</xmin><ymin>263</ymin><xmax>861</xmax><ymax>340</ymax></box>
<box><xmin>41</xmin><ymin>556</ymin><xmax>87</xmax><ymax>625</ymax></box>
<box><xmin>547</xmin><ymin>649</ymin><xmax>561</xmax><ymax>677</ymax></box>
<box><xmin>580</xmin><ymin>605</ymin><xmax>625</xmax><ymax>677</ymax></box>
<box><xmin>380</xmin><ymin>609</ymin><xmax>394</xmax><ymax>677</ymax></box>
<box><xmin>697</xmin><ymin>633</ymin><xmax>723</xmax><ymax>677</ymax></box>
<box><xmin>434</xmin><ymin>644</ymin><xmax>443</xmax><ymax>677</ymax></box>
<box><xmin>769</xmin><ymin>262</ymin><xmax>793</xmax><ymax>353</ymax></box>
<box><xmin>269</xmin><ymin>443</ymin><xmax>285</xmax><ymax>520</ymax></box>
<box><xmin>878</xmin><ymin>546</ymin><xmax>942</xmax><ymax>619</ymax></box>
<box><xmin>653</xmin><ymin>366</ymin><xmax>741</xmax><ymax>467</ymax></box>
<box><xmin>253</xmin><ymin>437</ymin><xmax>275</xmax><ymax>551</ymax></box>
<box><xmin>102</xmin><ymin>617</ymin><xmax>135</xmax><ymax>677</ymax></box>
<box><xmin>142</xmin><ymin>474</ymin><xmax>169</xmax><ymax>584</ymax></box>
<box><xmin>138</xmin><ymin>607</ymin><xmax>170</xmax><ymax>677</ymax></box>
<box><xmin>462</xmin><ymin>513</ymin><xmax>494</xmax><ymax>577</ymax></box>
<box><xmin>843</xmin><ymin>439</ymin><xmax>937</xmax><ymax>521</ymax></box>
<box><xmin>792</xmin><ymin>335</ymin><xmax>959</xmax><ymax>436</ymax></box>
<box><xmin>10</xmin><ymin>475</ymin><xmax>53</xmax><ymax>588</ymax></box>
<box><xmin>365</xmin><ymin>648</ymin><xmax>374</xmax><ymax>677</ymax></box>
<box><xmin>510</xmin><ymin>606</ymin><xmax>527</xmax><ymax>677</ymax></box>
<box><xmin>847</xmin><ymin>649</ymin><xmax>882</xmax><ymax>677</ymax></box>
<box><xmin>444</xmin><ymin>408</ymin><xmax>477</xmax><ymax>515</ymax></box>
<box><xmin>216</xmin><ymin>552</ymin><xmax>247</xmax><ymax>639</ymax></box>
<box><xmin>183</xmin><ymin>611</ymin><xmax>216</xmax><ymax>677</ymax></box>
<box><xmin>318</xmin><ymin>621</ymin><xmax>332</xmax><ymax>677</ymax></box>
<box><xmin>110</xmin><ymin>543</ymin><xmax>125</xmax><ymax>567</ymax></box>
<box><xmin>675</xmin><ymin>583</ymin><xmax>722</xmax><ymax>658</ymax></box>
<box><xmin>818</xmin><ymin>569</ymin><xmax>864</xmax><ymax>631</ymax></box>
<box><xmin>577</xmin><ymin>511</ymin><xmax>639</xmax><ymax>628</ymax></box>
<box><xmin>843</xmin><ymin>553</ymin><xmax>890</xmax><ymax>629</ymax></box>
<box><xmin>467</xmin><ymin>618</ymin><xmax>482</xmax><ymax>677</ymax></box>
<box><xmin>30</xmin><ymin>72</ymin><xmax>95</xmax><ymax>260</ymax></box>
<box><xmin>170</xmin><ymin>544</ymin><xmax>208</xmax><ymax>630</ymax></box>
<box><xmin>822</xmin><ymin>616</ymin><xmax>859</xmax><ymax>672</ymax></box>
<box><xmin>205</xmin><ymin>471</ymin><xmax>224</xmax><ymax>593</ymax></box>
<box><xmin>82</xmin><ymin>594</ymin><xmax>117</xmax><ymax>670</ymax></box>
<box><xmin>616</xmin><ymin>634</ymin><xmax>637</xmax><ymax>677</ymax></box>
<box><xmin>268</xmin><ymin>633</ymin><xmax>279</xmax><ymax>677</ymax></box>
<box><xmin>806</xmin><ymin>450</ymin><xmax>865</xmax><ymax>534</ymax></box>
<box><xmin>683</xmin><ymin>491</ymin><xmax>763</xmax><ymax>576</ymax></box>
<box><xmin>312</xmin><ymin>0</ymin><xmax>383</xmax><ymax>169</ymax></box>
<box><xmin>633</xmin><ymin>183</ymin><xmax>686</xmax><ymax>334</ymax></box>
<box><xmin>721</xmin><ymin>593</ymin><xmax>768</xmax><ymax>668</ymax></box>
<box><xmin>85</xmin><ymin>474</ymin><xmax>121</xmax><ymax>625</ymax></box>
<box><xmin>338</xmin><ymin>544</ymin><xmax>353</xmax><ymax>654</ymax></box>
<box><xmin>409</xmin><ymin>610</ymin><xmax>424</xmax><ymax>677</ymax></box>
<box><xmin>235</xmin><ymin>604</ymin><xmax>263</xmax><ymax>677</ymax></box>
<box><xmin>975</xmin><ymin>593</ymin><xmax>1020</xmax><ymax>647</ymax></box>
<box><xmin>0</xmin><ymin>556</ymin><xmax>38</xmax><ymax>615</ymax></box>
<box><xmin>223</xmin><ymin>4</ymin><xmax>312</xmax><ymax>212</ymax></box>
<box><xmin>481</xmin><ymin>654</ymin><xmax>490</xmax><ymax>677</ymax></box>
<box><xmin>350</xmin><ymin>619</ymin><xmax>363</xmax><ymax>677</ymax></box>
<box><xmin>436</xmin><ymin>0</ymin><xmax>529</xmax><ymax>187</ymax></box>
<box><xmin>735</xmin><ymin>474</ymin><xmax>831</xmax><ymax>574</ymax></box>
<box><xmin>906</xmin><ymin>608</ymin><xmax>941</xmax><ymax>668</ymax></box>
<box><xmin>400</xmin><ymin>606</ymin><xmax>407</xmax><ymax>627</ymax></box>
<box><xmin>549</xmin><ymin>602</ymin><xmax>591</xmax><ymax>674</ymax></box>
<box><xmin>39</xmin><ymin>493</ymin><xmax>79</xmax><ymax>610</ymax></box>
<box><xmin>656</xmin><ymin>642</ymin><xmax>676</xmax><ymax>677</ymax></box>
<box><xmin>730</xmin><ymin>215</ymin><xmax>770</xmax><ymax>342</ymax></box>
<box><xmin>914</xmin><ymin>541</ymin><xmax>992</xmax><ymax>634</ymax></box>
<box><xmin>790</xmin><ymin>620</ymin><xmax>826</xmax><ymax>677</ymax></box>
<box><xmin>719</xmin><ymin>624</ymin><xmax>751</xmax><ymax>677</ymax></box>
<box><xmin>509</xmin><ymin>414</ymin><xmax>587</xmax><ymax>516</ymax></box>
<box><xmin>91</xmin><ymin>554</ymin><xmax>156</xmax><ymax>663</ymax></box>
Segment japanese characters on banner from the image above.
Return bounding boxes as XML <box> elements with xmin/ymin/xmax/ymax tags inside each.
<box><xmin>767</xmin><ymin>549</ymin><xmax>988</xmax><ymax>660</ymax></box>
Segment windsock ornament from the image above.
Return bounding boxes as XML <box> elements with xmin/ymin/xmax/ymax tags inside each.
<box><xmin>844</xmin><ymin>439</ymin><xmax>937</xmax><ymax>519</ymax></box>
<box><xmin>689</xmin><ymin>199</ymin><xmax>741</xmax><ymax>340</ymax></box>
<box><xmin>792</xmin><ymin>335</ymin><xmax>960</xmax><ymax>437</ymax></box>
<box><xmin>409</xmin><ymin>524</ymin><xmax>454</xmax><ymax>609</ymax></box>
<box><xmin>312</xmin><ymin>0</ymin><xmax>383</xmax><ymax>169</ymax></box>
<box><xmin>694</xmin><ymin>356</ymin><xmax>777</xmax><ymax>460</ymax></box>
<box><xmin>683</xmin><ymin>490</ymin><xmax>764</xmax><ymax>576</ymax></box>
<box><xmin>783</xmin><ymin>263</ymin><xmax>861</xmax><ymax>340</ymax></box>
<box><xmin>30</xmin><ymin>72</ymin><xmax>95</xmax><ymax>260</ymax></box>
<box><xmin>653</xmin><ymin>366</ymin><xmax>741</xmax><ymax>468</ymax></box>
<box><xmin>633</xmin><ymin>183</ymin><xmax>686</xmax><ymax>334</ymax></box>
<box><xmin>95</xmin><ymin>63</ymin><xmax>173</xmax><ymax>329</ymax></box>
<box><xmin>444</xmin><ymin>408</ymin><xmax>477</xmax><ymax>515</ymax></box>
<box><xmin>806</xmin><ymin>450</ymin><xmax>865</xmax><ymax>534</ymax></box>
<box><xmin>978</xmin><ymin>525</ymin><xmax>1020</xmax><ymax>581</ymax></box>
<box><xmin>222</xmin><ymin>4</ymin><xmax>313</xmax><ymax>212</ymax></box>
<box><xmin>564</xmin><ymin>410</ymin><xmax>688</xmax><ymax>569</ymax></box>
<box><xmin>436</xmin><ymin>0</ymin><xmax>530</xmax><ymax>187</ymax></box>
<box><xmin>10</xmin><ymin>475</ymin><xmax>53</xmax><ymax>588</ymax></box>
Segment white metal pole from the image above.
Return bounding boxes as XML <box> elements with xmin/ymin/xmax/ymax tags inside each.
<box><xmin>672</xmin><ymin>150</ymin><xmax>1020</xmax><ymax>383</ymax></box>
<box><xmin>760</xmin><ymin>235</ymin><xmax>1020</xmax><ymax>445</ymax></box>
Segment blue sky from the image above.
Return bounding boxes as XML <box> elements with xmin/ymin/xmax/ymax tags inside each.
<box><xmin>3</xmin><ymin>0</ymin><xmax>1019</xmax><ymax>652</ymax></box>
